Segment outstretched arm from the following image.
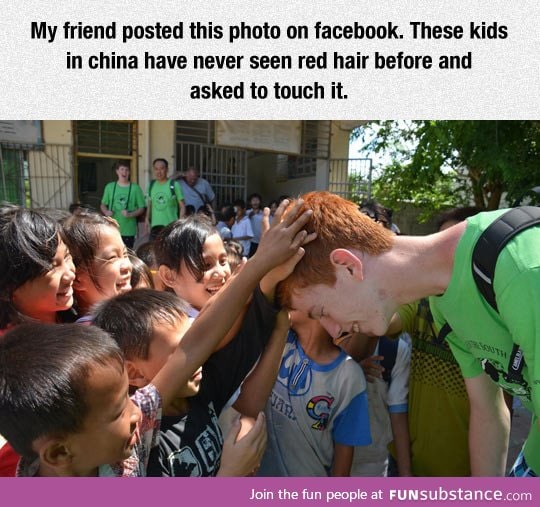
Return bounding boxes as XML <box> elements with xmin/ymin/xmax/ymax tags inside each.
<box><xmin>233</xmin><ymin>310</ymin><xmax>290</xmax><ymax>418</ymax></box>
<box><xmin>152</xmin><ymin>199</ymin><xmax>314</xmax><ymax>409</ymax></box>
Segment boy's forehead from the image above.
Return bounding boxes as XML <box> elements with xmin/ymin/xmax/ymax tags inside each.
<box><xmin>84</xmin><ymin>362</ymin><xmax>127</xmax><ymax>415</ymax></box>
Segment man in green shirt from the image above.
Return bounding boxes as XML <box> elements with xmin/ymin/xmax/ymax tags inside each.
<box><xmin>100</xmin><ymin>160</ymin><xmax>146</xmax><ymax>248</ymax></box>
<box><xmin>146</xmin><ymin>158</ymin><xmax>185</xmax><ymax>241</ymax></box>
<box><xmin>280</xmin><ymin>191</ymin><xmax>540</xmax><ymax>477</ymax></box>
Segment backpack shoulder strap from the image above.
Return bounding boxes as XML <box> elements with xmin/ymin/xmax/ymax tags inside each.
<box><xmin>148</xmin><ymin>179</ymin><xmax>155</xmax><ymax>196</ymax></box>
<box><xmin>378</xmin><ymin>336</ymin><xmax>399</xmax><ymax>385</ymax></box>
<box><xmin>169</xmin><ymin>179</ymin><xmax>176</xmax><ymax>198</ymax></box>
<box><xmin>472</xmin><ymin>206</ymin><xmax>540</xmax><ymax>311</ymax></box>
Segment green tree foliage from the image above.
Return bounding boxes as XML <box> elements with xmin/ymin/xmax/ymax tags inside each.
<box><xmin>355</xmin><ymin>121</ymin><xmax>540</xmax><ymax>217</ymax></box>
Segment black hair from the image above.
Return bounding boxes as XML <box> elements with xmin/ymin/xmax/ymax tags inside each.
<box><xmin>129</xmin><ymin>252</ymin><xmax>154</xmax><ymax>289</ymax></box>
<box><xmin>224</xmin><ymin>240</ymin><xmax>243</xmax><ymax>272</ymax></box>
<box><xmin>135</xmin><ymin>241</ymin><xmax>158</xmax><ymax>269</ymax></box>
<box><xmin>152</xmin><ymin>158</ymin><xmax>168</xmax><ymax>168</ymax></box>
<box><xmin>359</xmin><ymin>199</ymin><xmax>392</xmax><ymax>230</ymax></box>
<box><xmin>92</xmin><ymin>288</ymin><xmax>189</xmax><ymax>361</ymax></box>
<box><xmin>218</xmin><ymin>205</ymin><xmax>236</xmax><ymax>223</ymax></box>
<box><xmin>62</xmin><ymin>210</ymin><xmax>120</xmax><ymax>291</ymax></box>
<box><xmin>185</xmin><ymin>205</ymin><xmax>196</xmax><ymax>216</ymax></box>
<box><xmin>248</xmin><ymin>193</ymin><xmax>262</xmax><ymax>203</ymax></box>
<box><xmin>155</xmin><ymin>215</ymin><xmax>218</xmax><ymax>282</ymax></box>
<box><xmin>233</xmin><ymin>198</ymin><xmax>246</xmax><ymax>210</ymax></box>
<box><xmin>0</xmin><ymin>205</ymin><xmax>62</xmax><ymax>329</ymax></box>
<box><xmin>0</xmin><ymin>323</ymin><xmax>123</xmax><ymax>458</ymax></box>
<box><xmin>436</xmin><ymin>206</ymin><xmax>483</xmax><ymax>231</ymax></box>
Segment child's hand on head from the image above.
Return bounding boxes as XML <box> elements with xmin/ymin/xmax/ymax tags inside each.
<box><xmin>253</xmin><ymin>199</ymin><xmax>316</xmax><ymax>271</ymax></box>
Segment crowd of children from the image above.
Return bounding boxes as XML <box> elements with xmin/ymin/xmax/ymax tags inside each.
<box><xmin>0</xmin><ymin>182</ymin><xmax>531</xmax><ymax>478</ymax></box>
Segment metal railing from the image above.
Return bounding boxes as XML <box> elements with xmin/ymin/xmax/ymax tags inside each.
<box><xmin>0</xmin><ymin>143</ymin><xmax>73</xmax><ymax>209</ymax></box>
<box><xmin>328</xmin><ymin>157</ymin><xmax>372</xmax><ymax>202</ymax></box>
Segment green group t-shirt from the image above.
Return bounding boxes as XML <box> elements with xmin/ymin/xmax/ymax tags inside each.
<box><xmin>148</xmin><ymin>179</ymin><xmax>184</xmax><ymax>228</ymax></box>
<box><xmin>101</xmin><ymin>182</ymin><xmax>146</xmax><ymax>237</ymax></box>
<box><xmin>430</xmin><ymin>209</ymin><xmax>540</xmax><ymax>474</ymax></box>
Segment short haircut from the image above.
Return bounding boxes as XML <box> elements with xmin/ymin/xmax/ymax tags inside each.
<box><xmin>155</xmin><ymin>215</ymin><xmax>218</xmax><ymax>282</ymax></box>
<box><xmin>62</xmin><ymin>211</ymin><xmax>120</xmax><ymax>291</ymax></box>
<box><xmin>113</xmin><ymin>159</ymin><xmax>131</xmax><ymax>171</ymax></box>
<box><xmin>218</xmin><ymin>205</ymin><xmax>235</xmax><ymax>223</ymax></box>
<box><xmin>0</xmin><ymin>323</ymin><xmax>123</xmax><ymax>458</ymax></box>
<box><xmin>436</xmin><ymin>206</ymin><xmax>483</xmax><ymax>230</ymax></box>
<box><xmin>278</xmin><ymin>192</ymin><xmax>394</xmax><ymax>308</ymax></box>
<box><xmin>152</xmin><ymin>158</ymin><xmax>168</xmax><ymax>168</ymax></box>
<box><xmin>233</xmin><ymin>199</ymin><xmax>246</xmax><ymax>210</ymax></box>
<box><xmin>0</xmin><ymin>205</ymin><xmax>62</xmax><ymax>328</ymax></box>
<box><xmin>92</xmin><ymin>288</ymin><xmax>189</xmax><ymax>361</ymax></box>
<box><xmin>248</xmin><ymin>193</ymin><xmax>262</xmax><ymax>202</ymax></box>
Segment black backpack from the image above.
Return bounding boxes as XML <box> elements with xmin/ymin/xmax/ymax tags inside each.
<box><xmin>438</xmin><ymin>206</ymin><xmax>540</xmax><ymax>381</ymax></box>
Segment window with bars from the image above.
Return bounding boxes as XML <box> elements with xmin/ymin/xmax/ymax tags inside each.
<box><xmin>75</xmin><ymin>121</ymin><xmax>135</xmax><ymax>155</ymax></box>
<box><xmin>286</xmin><ymin>120</ymin><xmax>331</xmax><ymax>179</ymax></box>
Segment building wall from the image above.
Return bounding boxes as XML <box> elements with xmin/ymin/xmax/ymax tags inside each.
<box><xmin>41</xmin><ymin>121</ymin><xmax>72</xmax><ymax>145</ymax></box>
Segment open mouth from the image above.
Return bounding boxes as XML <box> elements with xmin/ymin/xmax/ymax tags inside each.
<box><xmin>116</xmin><ymin>280</ymin><xmax>132</xmax><ymax>292</ymax></box>
<box><xmin>205</xmin><ymin>285</ymin><xmax>222</xmax><ymax>296</ymax></box>
<box><xmin>191</xmin><ymin>368</ymin><xmax>203</xmax><ymax>381</ymax></box>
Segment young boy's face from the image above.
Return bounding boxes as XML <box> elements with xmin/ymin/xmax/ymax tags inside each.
<box><xmin>132</xmin><ymin>317</ymin><xmax>202</xmax><ymax>398</ymax></box>
<box><xmin>66</xmin><ymin>362</ymin><xmax>141</xmax><ymax>475</ymax></box>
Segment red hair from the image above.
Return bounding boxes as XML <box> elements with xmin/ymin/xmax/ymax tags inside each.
<box><xmin>278</xmin><ymin>192</ymin><xmax>393</xmax><ymax>307</ymax></box>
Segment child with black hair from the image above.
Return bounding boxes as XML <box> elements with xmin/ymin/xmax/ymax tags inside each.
<box><xmin>93</xmin><ymin>289</ymin><xmax>287</xmax><ymax>476</ymax></box>
<box><xmin>0</xmin><ymin>204</ymin><xmax>76</xmax><ymax>331</ymax></box>
<box><xmin>0</xmin><ymin>204</ymin><xmax>77</xmax><ymax>476</ymax></box>
<box><xmin>62</xmin><ymin>211</ymin><xmax>133</xmax><ymax>320</ymax></box>
<box><xmin>0</xmin><ymin>199</ymin><xmax>313</xmax><ymax>477</ymax></box>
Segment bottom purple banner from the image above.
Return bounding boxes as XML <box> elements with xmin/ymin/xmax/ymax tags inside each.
<box><xmin>0</xmin><ymin>477</ymin><xmax>537</xmax><ymax>507</ymax></box>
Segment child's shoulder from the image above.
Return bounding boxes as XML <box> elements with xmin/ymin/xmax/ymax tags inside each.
<box><xmin>132</xmin><ymin>383</ymin><xmax>162</xmax><ymax>428</ymax></box>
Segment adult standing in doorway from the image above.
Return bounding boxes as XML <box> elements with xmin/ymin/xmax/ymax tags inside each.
<box><xmin>100</xmin><ymin>160</ymin><xmax>146</xmax><ymax>248</ymax></box>
<box><xmin>147</xmin><ymin>158</ymin><xmax>186</xmax><ymax>241</ymax></box>
<box><xmin>178</xmin><ymin>166</ymin><xmax>216</xmax><ymax>213</ymax></box>
<box><xmin>247</xmin><ymin>193</ymin><xmax>264</xmax><ymax>257</ymax></box>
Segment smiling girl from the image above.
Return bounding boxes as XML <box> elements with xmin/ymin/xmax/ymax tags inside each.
<box><xmin>62</xmin><ymin>211</ymin><xmax>133</xmax><ymax>319</ymax></box>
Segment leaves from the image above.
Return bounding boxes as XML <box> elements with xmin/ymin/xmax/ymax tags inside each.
<box><xmin>353</xmin><ymin>121</ymin><xmax>540</xmax><ymax>220</ymax></box>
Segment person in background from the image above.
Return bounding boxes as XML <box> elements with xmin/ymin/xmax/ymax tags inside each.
<box><xmin>247</xmin><ymin>193</ymin><xmax>264</xmax><ymax>257</ymax></box>
<box><xmin>100</xmin><ymin>160</ymin><xmax>146</xmax><ymax>249</ymax></box>
<box><xmin>177</xmin><ymin>166</ymin><xmax>216</xmax><ymax>212</ymax></box>
<box><xmin>231</xmin><ymin>199</ymin><xmax>253</xmax><ymax>257</ymax></box>
<box><xmin>146</xmin><ymin>158</ymin><xmax>185</xmax><ymax>241</ymax></box>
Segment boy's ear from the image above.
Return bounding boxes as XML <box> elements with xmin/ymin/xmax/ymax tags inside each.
<box><xmin>329</xmin><ymin>249</ymin><xmax>364</xmax><ymax>281</ymax></box>
<box><xmin>158</xmin><ymin>265</ymin><xmax>177</xmax><ymax>289</ymax></box>
<box><xmin>126</xmin><ymin>360</ymin><xmax>149</xmax><ymax>388</ymax></box>
<box><xmin>37</xmin><ymin>437</ymin><xmax>73</xmax><ymax>470</ymax></box>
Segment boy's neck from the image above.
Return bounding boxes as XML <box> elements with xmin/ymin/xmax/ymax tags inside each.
<box><xmin>296</xmin><ymin>328</ymin><xmax>340</xmax><ymax>364</ymax></box>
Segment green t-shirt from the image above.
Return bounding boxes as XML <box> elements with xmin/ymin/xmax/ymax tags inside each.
<box><xmin>101</xmin><ymin>182</ymin><xmax>146</xmax><ymax>237</ymax></box>
<box><xmin>397</xmin><ymin>300</ymin><xmax>470</xmax><ymax>476</ymax></box>
<box><xmin>430</xmin><ymin>209</ymin><xmax>540</xmax><ymax>473</ymax></box>
<box><xmin>148</xmin><ymin>179</ymin><xmax>184</xmax><ymax>228</ymax></box>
